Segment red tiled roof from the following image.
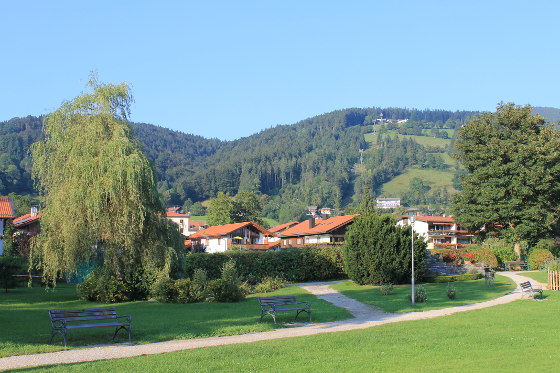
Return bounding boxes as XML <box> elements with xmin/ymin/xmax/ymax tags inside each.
<box><xmin>165</xmin><ymin>211</ymin><xmax>190</xmax><ymax>218</ymax></box>
<box><xmin>278</xmin><ymin>215</ymin><xmax>359</xmax><ymax>237</ymax></box>
<box><xmin>190</xmin><ymin>221</ymin><xmax>272</xmax><ymax>238</ymax></box>
<box><xmin>13</xmin><ymin>213</ymin><xmax>41</xmax><ymax>227</ymax></box>
<box><xmin>269</xmin><ymin>221</ymin><xmax>299</xmax><ymax>234</ymax></box>
<box><xmin>189</xmin><ymin>220</ymin><xmax>207</xmax><ymax>230</ymax></box>
<box><xmin>0</xmin><ymin>197</ymin><xmax>15</xmax><ymax>219</ymax></box>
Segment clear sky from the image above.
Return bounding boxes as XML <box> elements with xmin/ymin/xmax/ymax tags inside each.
<box><xmin>1</xmin><ymin>1</ymin><xmax>558</xmax><ymax>140</ymax></box>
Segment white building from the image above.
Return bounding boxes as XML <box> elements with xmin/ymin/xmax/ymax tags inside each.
<box><xmin>189</xmin><ymin>221</ymin><xmax>273</xmax><ymax>253</ymax></box>
<box><xmin>397</xmin><ymin>215</ymin><xmax>473</xmax><ymax>249</ymax></box>
<box><xmin>376</xmin><ymin>198</ymin><xmax>401</xmax><ymax>209</ymax></box>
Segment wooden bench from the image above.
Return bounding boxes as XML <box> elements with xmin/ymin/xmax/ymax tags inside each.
<box><xmin>49</xmin><ymin>307</ymin><xmax>132</xmax><ymax>346</ymax></box>
<box><xmin>258</xmin><ymin>296</ymin><xmax>311</xmax><ymax>323</ymax></box>
<box><xmin>504</xmin><ymin>261</ymin><xmax>529</xmax><ymax>271</ymax></box>
<box><xmin>519</xmin><ymin>281</ymin><xmax>543</xmax><ymax>299</ymax></box>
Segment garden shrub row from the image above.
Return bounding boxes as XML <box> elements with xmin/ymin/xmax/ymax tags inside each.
<box><xmin>528</xmin><ymin>248</ymin><xmax>554</xmax><ymax>270</ymax></box>
<box><xmin>424</xmin><ymin>273</ymin><xmax>482</xmax><ymax>283</ymax></box>
<box><xmin>430</xmin><ymin>248</ymin><xmax>498</xmax><ymax>268</ymax></box>
<box><xmin>184</xmin><ymin>247</ymin><xmax>345</xmax><ymax>283</ymax></box>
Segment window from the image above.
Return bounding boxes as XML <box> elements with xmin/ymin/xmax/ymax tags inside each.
<box><xmin>297</xmin><ymin>239</ymin><xmax>302</xmax><ymax>245</ymax></box>
<box><xmin>217</xmin><ymin>238</ymin><xmax>221</xmax><ymax>245</ymax></box>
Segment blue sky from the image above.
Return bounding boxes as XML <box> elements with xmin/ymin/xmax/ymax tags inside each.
<box><xmin>1</xmin><ymin>1</ymin><xmax>558</xmax><ymax>140</ymax></box>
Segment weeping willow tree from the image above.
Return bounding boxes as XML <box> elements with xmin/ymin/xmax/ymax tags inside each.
<box><xmin>30</xmin><ymin>76</ymin><xmax>183</xmax><ymax>297</ymax></box>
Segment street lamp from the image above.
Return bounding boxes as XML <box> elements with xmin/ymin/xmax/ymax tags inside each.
<box><xmin>407</xmin><ymin>208</ymin><xmax>419</xmax><ymax>304</ymax></box>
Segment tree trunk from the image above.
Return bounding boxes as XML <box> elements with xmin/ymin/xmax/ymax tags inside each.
<box><xmin>514</xmin><ymin>241</ymin><xmax>522</xmax><ymax>260</ymax></box>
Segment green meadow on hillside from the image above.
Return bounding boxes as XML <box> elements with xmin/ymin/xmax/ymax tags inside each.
<box><xmin>379</xmin><ymin>167</ymin><xmax>456</xmax><ymax>197</ymax></box>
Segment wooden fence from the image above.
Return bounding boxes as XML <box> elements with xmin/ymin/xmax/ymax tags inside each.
<box><xmin>548</xmin><ymin>270</ymin><xmax>560</xmax><ymax>290</ymax></box>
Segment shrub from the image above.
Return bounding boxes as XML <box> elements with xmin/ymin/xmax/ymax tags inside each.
<box><xmin>174</xmin><ymin>279</ymin><xmax>193</xmax><ymax>303</ymax></box>
<box><xmin>379</xmin><ymin>283</ymin><xmax>394</xmax><ymax>296</ymax></box>
<box><xmin>481</xmin><ymin>238</ymin><xmax>517</xmax><ymax>265</ymax></box>
<box><xmin>77</xmin><ymin>271</ymin><xmax>133</xmax><ymax>303</ymax></box>
<box><xmin>535</xmin><ymin>238</ymin><xmax>560</xmax><ymax>258</ymax></box>
<box><xmin>150</xmin><ymin>276</ymin><xmax>178</xmax><ymax>303</ymax></box>
<box><xmin>447</xmin><ymin>283</ymin><xmax>457</xmax><ymax>299</ymax></box>
<box><xmin>190</xmin><ymin>268</ymin><xmax>209</xmax><ymax>302</ymax></box>
<box><xmin>0</xmin><ymin>256</ymin><xmax>27</xmax><ymax>292</ymax></box>
<box><xmin>343</xmin><ymin>214</ymin><xmax>427</xmax><ymax>285</ymax></box>
<box><xmin>528</xmin><ymin>248</ymin><xmax>554</xmax><ymax>270</ymax></box>
<box><xmin>184</xmin><ymin>246</ymin><xmax>345</xmax><ymax>284</ymax></box>
<box><xmin>414</xmin><ymin>285</ymin><xmax>428</xmax><ymax>303</ymax></box>
<box><xmin>547</xmin><ymin>259</ymin><xmax>560</xmax><ymax>272</ymax></box>
<box><xmin>208</xmin><ymin>278</ymin><xmax>245</xmax><ymax>302</ymax></box>
<box><xmin>424</xmin><ymin>273</ymin><xmax>482</xmax><ymax>283</ymax></box>
<box><xmin>254</xmin><ymin>277</ymin><xmax>285</xmax><ymax>293</ymax></box>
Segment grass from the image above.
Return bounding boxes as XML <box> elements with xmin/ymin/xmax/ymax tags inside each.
<box><xmin>521</xmin><ymin>271</ymin><xmax>548</xmax><ymax>283</ymax></box>
<box><xmin>379</xmin><ymin>167</ymin><xmax>456</xmax><ymax>197</ymax></box>
<box><xmin>188</xmin><ymin>215</ymin><xmax>206</xmax><ymax>221</ymax></box>
<box><xmin>17</xmin><ymin>287</ymin><xmax>560</xmax><ymax>372</ymax></box>
<box><xmin>262</xmin><ymin>217</ymin><xmax>280</xmax><ymax>228</ymax></box>
<box><xmin>0</xmin><ymin>284</ymin><xmax>351</xmax><ymax>358</ymax></box>
<box><xmin>364</xmin><ymin>132</ymin><xmax>453</xmax><ymax>148</ymax></box>
<box><xmin>330</xmin><ymin>275</ymin><xmax>516</xmax><ymax>313</ymax></box>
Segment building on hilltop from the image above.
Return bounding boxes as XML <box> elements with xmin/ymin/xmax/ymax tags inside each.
<box><xmin>376</xmin><ymin>198</ymin><xmax>401</xmax><ymax>209</ymax></box>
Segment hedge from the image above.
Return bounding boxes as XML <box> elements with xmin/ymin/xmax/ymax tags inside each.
<box><xmin>528</xmin><ymin>248</ymin><xmax>554</xmax><ymax>270</ymax></box>
<box><xmin>424</xmin><ymin>273</ymin><xmax>482</xmax><ymax>283</ymax></box>
<box><xmin>184</xmin><ymin>247</ymin><xmax>345</xmax><ymax>283</ymax></box>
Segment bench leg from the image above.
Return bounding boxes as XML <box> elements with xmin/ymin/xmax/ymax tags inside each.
<box><xmin>50</xmin><ymin>329</ymin><xmax>67</xmax><ymax>347</ymax></box>
<box><xmin>113</xmin><ymin>325</ymin><xmax>132</xmax><ymax>343</ymax></box>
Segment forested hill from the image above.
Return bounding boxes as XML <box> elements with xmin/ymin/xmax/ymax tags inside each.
<box><xmin>1</xmin><ymin>106</ymin><xmax>555</xmax><ymax>222</ymax></box>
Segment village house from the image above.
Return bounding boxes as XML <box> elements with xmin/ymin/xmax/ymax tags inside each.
<box><xmin>13</xmin><ymin>206</ymin><xmax>41</xmax><ymax>236</ymax></box>
<box><xmin>0</xmin><ymin>196</ymin><xmax>15</xmax><ymax>255</ymax></box>
<box><xmin>164</xmin><ymin>210</ymin><xmax>207</xmax><ymax>237</ymax></box>
<box><xmin>189</xmin><ymin>221</ymin><xmax>273</xmax><ymax>253</ymax></box>
<box><xmin>397</xmin><ymin>215</ymin><xmax>474</xmax><ymax>249</ymax></box>
<box><xmin>276</xmin><ymin>214</ymin><xmax>358</xmax><ymax>248</ymax></box>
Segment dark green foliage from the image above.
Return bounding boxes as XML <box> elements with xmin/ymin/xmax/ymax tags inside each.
<box><xmin>453</xmin><ymin>103</ymin><xmax>560</xmax><ymax>257</ymax></box>
<box><xmin>480</xmin><ymin>238</ymin><xmax>517</xmax><ymax>266</ymax></box>
<box><xmin>77</xmin><ymin>270</ymin><xmax>142</xmax><ymax>303</ymax></box>
<box><xmin>534</xmin><ymin>238</ymin><xmax>560</xmax><ymax>258</ymax></box>
<box><xmin>447</xmin><ymin>283</ymin><xmax>457</xmax><ymax>299</ymax></box>
<box><xmin>342</xmin><ymin>214</ymin><xmax>426</xmax><ymax>285</ymax></box>
<box><xmin>207</xmin><ymin>278</ymin><xmax>245</xmax><ymax>302</ymax></box>
<box><xmin>528</xmin><ymin>248</ymin><xmax>554</xmax><ymax>270</ymax></box>
<box><xmin>0</xmin><ymin>256</ymin><xmax>26</xmax><ymax>292</ymax></box>
<box><xmin>184</xmin><ymin>247</ymin><xmax>345</xmax><ymax>284</ymax></box>
<box><xmin>425</xmin><ymin>273</ymin><xmax>482</xmax><ymax>283</ymax></box>
<box><xmin>414</xmin><ymin>285</ymin><xmax>428</xmax><ymax>302</ymax></box>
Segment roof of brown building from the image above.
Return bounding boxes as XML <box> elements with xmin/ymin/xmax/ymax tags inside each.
<box><xmin>0</xmin><ymin>197</ymin><xmax>15</xmax><ymax>219</ymax></box>
<box><xmin>278</xmin><ymin>215</ymin><xmax>359</xmax><ymax>237</ymax></box>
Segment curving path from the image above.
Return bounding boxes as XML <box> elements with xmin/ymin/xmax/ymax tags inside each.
<box><xmin>0</xmin><ymin>272</ymin><xmax>543</xmax><ymax>371</ymax></box>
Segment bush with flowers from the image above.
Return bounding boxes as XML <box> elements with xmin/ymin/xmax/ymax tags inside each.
<box><xmin>462</xmin><ymin>253</ymin><xmax>475</xmax><ymax>263</ymax></box>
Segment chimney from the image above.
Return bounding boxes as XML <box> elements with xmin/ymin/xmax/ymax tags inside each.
<box><xmin>31</xmin><ymin>206</ymin><xmax>38</xmax><ymax>217</ymax></box>
<box><xmin>309</xmin><ymin>217</ymin><xmax>315</xmax><ymax>229</ymax></box>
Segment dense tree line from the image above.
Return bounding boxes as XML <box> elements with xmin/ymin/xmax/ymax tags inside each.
<box><xmin>0</xmin><ymin>107</ymin><xmax>480</xmax><ymax>222</ymax></box>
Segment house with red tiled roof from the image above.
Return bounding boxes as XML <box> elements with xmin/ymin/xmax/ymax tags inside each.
<box><xmin>396</xmin><ymin>215</ymin><xmax>474</xmax><ymax>249</ymax></box>
<box><xmin>164</xmin><ymin>211</ymin><xmax>208</xmax><ymax>237</ymax></box>
<box><xmin>0</xmin><ymin>196</ymin><xmax>15</xmax><ymax>255</ymax></box>
<box><xmin>13</xmin><ymin>207</ymin><xmax>41</xmax><ymax>235</ymax></box>
<box><xmin>269</xmin><ymin>221</ymin><xmax>299</xmax><ymax>235</ymax></box>
<box><xmin>190</xmin><ymin>221</ymin><xmax>273</xmax><ymax>253</ymax></box>
<box><xmin>277</xmin><ymin>214</ymin><xmax>358</xmax><ymax>248</ymax></box>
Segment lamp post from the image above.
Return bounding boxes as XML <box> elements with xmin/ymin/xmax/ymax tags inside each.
<box><xmin>407</xmin><ymin>208</ymin><xmax>419</xmax><ymax>305</ymax></box>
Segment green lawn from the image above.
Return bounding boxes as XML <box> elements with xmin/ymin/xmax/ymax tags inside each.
<box><xmin>0</xmin><ymin>284</ymin><xmax>351</xmax><ymax>358</ymax></box>
<box><xmin>18</xmin><ymin>289</ymin><xmax>559</xmax><ymax>372</ymax></box>
<box><xmin>365</xmin><ymin>132</ymin><xmax>452</xmax><ymax>148</ymax></box>
<box><xmin>379</xmin><ymin>167</ymin><xmax>456</xmax><ymax>197</ymax></box>
<box><xmin>521</xmin><ymin>271</ymin><xmax>548</xmax><ymax>284</ymax></box>
<box><xmin>330</xmin><ymin>275</ymin><xmax>516</xmax><ymax>313</ymax></box>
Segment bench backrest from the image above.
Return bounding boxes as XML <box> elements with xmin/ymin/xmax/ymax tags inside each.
<box><xmin>519</xmin><ymin>281</ymin><xmax>533</xmax><ymax>290</ymax></box>
<box><xmin>49</xmin><ymin>307</ymin><xmax>118</xmax><ymax>322</ymax></box>
<box><xmin>258</xmin><ymin>296</ymin><xmax>298</xmax><ymax>307</ymax></box>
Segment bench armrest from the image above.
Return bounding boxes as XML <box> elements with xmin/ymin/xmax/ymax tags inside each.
<box><xmin>116</xmin><ymin>314</ymin><xmax>132</xmax><ymax>323</ymax></box>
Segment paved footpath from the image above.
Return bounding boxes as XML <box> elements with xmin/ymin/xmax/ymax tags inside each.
<box><xmin>0</xmin><ymin>272</ymin><xmax>542</xmax><ymax>371</ymax></box>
